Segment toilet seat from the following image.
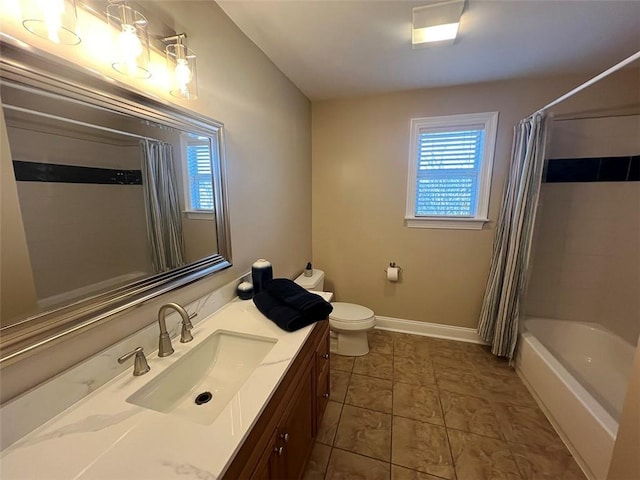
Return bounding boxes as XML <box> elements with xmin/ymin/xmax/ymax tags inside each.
<box><xmin>329</xmin><ymin>303</ymin><xmax>375</xmax><ymax>331</ymax></box>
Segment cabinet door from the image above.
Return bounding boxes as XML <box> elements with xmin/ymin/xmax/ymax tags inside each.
<box><xmin>278</xmin><ymin>360</ymin><xmax>315</xmax><ymax>480</ymax></box>
<box><xmin>251</xmin><ymin>429</ymin><xmax>279</xmax><ymax>480</ymax></box>
<box><xmin>315</xmin><ymin>327</ymin><xmax>331</xmax><ymax>428</ymax></box>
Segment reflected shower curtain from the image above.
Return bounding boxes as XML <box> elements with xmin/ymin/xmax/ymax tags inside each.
<box><xmin>141</xmin><ymin>139</ymin><xmax>186</xmax><ymax>272</ymax></box>
<box><xmin>477</xmin><ymin>112</ymin><xmax>548</xmax><ymax>359</ymax></box>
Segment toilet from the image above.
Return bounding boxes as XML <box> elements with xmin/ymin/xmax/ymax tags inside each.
<box><xmin>294</xmin><ymin>269</ymin><xmax>375</xmax><ymax>356</ymax></box>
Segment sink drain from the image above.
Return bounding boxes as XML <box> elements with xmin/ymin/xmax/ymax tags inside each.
<box><xmin>194</xmin><ymin>391</ymin><xmax>213</xmax><ymax>405</ymax></box>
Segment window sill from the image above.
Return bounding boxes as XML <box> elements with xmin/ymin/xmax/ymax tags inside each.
<box><xmin>183</xmin><ymin>211</ymin><xmax>215</xmax><ymax>220</ymax></box>
<box><xmin>404</xmin><ymin>217</ymin><xmax>489</xmax><ymax>230</ymax></box>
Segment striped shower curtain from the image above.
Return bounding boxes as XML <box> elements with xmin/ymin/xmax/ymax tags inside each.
<box><xmin>477</xmin><ymin>112</ymin><xmax>548</xmax><ymax>359</ymax></box>
<box><xmin>141</xmin><ymin>139</ymin><xmax>186</xmax><ymax>272</ymax></box>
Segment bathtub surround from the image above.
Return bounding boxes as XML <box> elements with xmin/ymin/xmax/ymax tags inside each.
<box><xmin>520</xmin><ymin>72</ymin><xmax>639</xmax><ymax>479</ymax></box>
<box><xmin>6</xmin><ymin>125</ymin><xmax>150</xmax><ymax>311</ymax></box>
<box><xmin>527</xmin><ymin>116</ymin><xmax>640</xmax><ymax>345</ymax></box>
<box><xmin>0</xmin><ymin>0</ymin><xmax>312</xmax><ymax>404</ymax></box>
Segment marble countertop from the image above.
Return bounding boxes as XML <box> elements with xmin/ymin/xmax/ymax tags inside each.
<box><xmin>0</xmin><ymin>295</ymin><xmax>331</xmax><ymax>480</ymax></box>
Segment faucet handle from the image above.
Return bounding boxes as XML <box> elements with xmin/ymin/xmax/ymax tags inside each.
<box><xmin>180</xmin><ymin>322</ymin><xmax>194</xmax><ymax>343</ymax></box>
<box><xmin>118</xmin><ymin>347</ymin><xmax>151</xmax><ymax>376</ymax></box>
<box><xmin>185</xmin><ymin>311</ymin><xmax>197</xmax><ymax>329</ymax></box>
<box><xmin>179</xmin><ymin>311</ymin><xmax>197</xmax><ymax>343</ymax></box>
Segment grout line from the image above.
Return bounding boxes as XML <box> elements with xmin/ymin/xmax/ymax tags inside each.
<box><xmin>330</xmin><ymin>446</ymin><xmax>392</xmax><ymax>468</ymax></box>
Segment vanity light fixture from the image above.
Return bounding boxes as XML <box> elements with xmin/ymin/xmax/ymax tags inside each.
<box><xmin>412</xmin><ymin>0</ymin><xmax>465</xmax><ymax>47</ymax></box>
<box><xmin>21</xmin><ymin>0</ymin><xmax>81</xmax><ymax>45</ymax></box>
<box><xmin>163</xmin><ymin>34</ymin><xmax>198</xmax><ymax>100</ymax></box>
<box><xmin>106</xmin><ymin>0</ymin><xmax>151</xmax><ymax>79</ymax></box>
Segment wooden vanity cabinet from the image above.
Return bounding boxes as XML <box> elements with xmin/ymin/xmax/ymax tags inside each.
<box><xmin>222</xmin><ymin>321</ymin><xmax>330</xmax><ymax>480</ymax></box>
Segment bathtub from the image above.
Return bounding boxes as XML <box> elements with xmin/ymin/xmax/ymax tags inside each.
<box><xmin>516</xmin><ymin>317</ymin><xmax>635</xmax><ymax>480</ymax></box>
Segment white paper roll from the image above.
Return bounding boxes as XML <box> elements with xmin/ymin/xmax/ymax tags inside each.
<box><xmin>387</xmin><ymin>267</ymin><xmax>399</xmax><ymax>282</ymax></box>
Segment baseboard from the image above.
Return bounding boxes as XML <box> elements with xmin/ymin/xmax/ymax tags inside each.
<box><xmin>374</xmin><ymin>316</ymin><xmax>488</xmax><ymax>344</ymax></box>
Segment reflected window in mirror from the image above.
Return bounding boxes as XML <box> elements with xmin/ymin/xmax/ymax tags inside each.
<box><xmin>183</xmin><ymin>134</ymin><xmax>216</xmax><ymax>215</ymax></box>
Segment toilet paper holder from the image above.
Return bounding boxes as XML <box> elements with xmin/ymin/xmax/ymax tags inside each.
<box><xmin>385</xmin><ymin>262</ymin><xmax>402</xmax><ymax>281</ymax></box>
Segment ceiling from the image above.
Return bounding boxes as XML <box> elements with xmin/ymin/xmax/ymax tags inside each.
<box><xmin>217</xmin><ymin>0</ymin><xmax>640</xmax><ymax>101</ymax></box>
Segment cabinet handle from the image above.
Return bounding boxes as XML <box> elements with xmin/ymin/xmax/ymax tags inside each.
<box><xmin>280</xmin><ymin>433</ymin><xmax>289</xmax><ymax>443</ymax></box>
<box><xmin>274</xmin><ymin>446</ymin><xmax>284</xmax><ymax>456</ymax></box>
<box><xmin>322</xmin><ymin>393</ymin><xmax>329</xmax><ymax>399</ymax></box>
<box><xmin>322</xmin><ymin>353</ymin><xmax>329</xmax><ymax>359</ymax></box>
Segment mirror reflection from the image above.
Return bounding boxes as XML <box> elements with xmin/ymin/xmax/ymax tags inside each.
<box><xmin>1</xmin><ymin>76</ymin><xmax>221</xmax><ymax>327</ymax></box>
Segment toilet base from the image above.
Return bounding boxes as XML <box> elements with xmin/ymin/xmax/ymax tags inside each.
<box><xmin>334</xmin><ymin>330</ymin><xmax>370</xmax><ymax>356</ymax></box>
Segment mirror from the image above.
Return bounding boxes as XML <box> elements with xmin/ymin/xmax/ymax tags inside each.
<box><xmin>0</xmin><ymin>44</ymin><xmax>231</xmax><ymax>364</ymax></box>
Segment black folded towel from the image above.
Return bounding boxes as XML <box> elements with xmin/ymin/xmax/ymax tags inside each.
<box><xmin>252</xmin><ymin>278</ymin><xmax>333</xmax><ymax>332</ymax></box>
<box><xmin>264</xmin><ymin>278</ymin><xmax>333</xmax><ymax>320</ymax></box>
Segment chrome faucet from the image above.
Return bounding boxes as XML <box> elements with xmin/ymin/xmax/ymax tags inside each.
<box><xmin>157</xmin><ymin>302</ymin><xmax>195</xmax><ymax>357</ymax></box>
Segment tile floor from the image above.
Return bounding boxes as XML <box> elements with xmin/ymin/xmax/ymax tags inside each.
<box><xmin>303</xmin><ymin>329</ymin><xmax>587</xmax><ymax>480</ymax></box>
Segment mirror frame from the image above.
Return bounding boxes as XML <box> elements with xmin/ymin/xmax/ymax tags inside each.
<box><xmin>0</xmin><ymin>42</ymin><xmax>232</xmax><ymax>366</ymax></box>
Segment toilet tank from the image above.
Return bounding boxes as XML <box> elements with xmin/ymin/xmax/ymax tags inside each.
<box><xmin>294</xmin><ymin>269</ymin><xmax>325</xmax><ymax>291</ymax></box>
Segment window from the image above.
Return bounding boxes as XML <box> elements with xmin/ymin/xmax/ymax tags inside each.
<box><xmin>184</xmin><ymin>135</ymin><xmax>215</xmax><ymax>214</ymax></box>
<box><xmin>405</xmin><ymin>112</ymin><xmax>498</xmax><ymax>229</ymax></box>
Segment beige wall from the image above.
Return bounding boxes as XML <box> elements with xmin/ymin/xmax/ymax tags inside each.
<box><xmin>607</xmin><ymin>341</ymin><xmax>640</xmax><ymax>480</ymax></box>
<box><xmin>182</xmin><ymin>216</ymin><xmax>218</xmax><ymax>263</ymax></box>
<box><xmin>0</xmin><ymin>111</ymin><xmax>38</xmax><ymax>323</ymax></box>
<box><xmin>0</xmin><ymin>1</ymin><xmax>311</xmax><ymax>403</ymax></box>
<box><xmin>311</xmin><ymin>75</ymin><xmax>579</xmax><ymax>327</ymax></box>
<box><xmin>312</xmin><ymin>68</ymin><xmax>638</xmax><ymax>328</ymax></box>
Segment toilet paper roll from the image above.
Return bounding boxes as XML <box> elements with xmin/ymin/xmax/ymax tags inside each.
<box><xmin>387</xmin><ymin>267</ymin><xmax>399</xmax><ymax>282</ymax></box>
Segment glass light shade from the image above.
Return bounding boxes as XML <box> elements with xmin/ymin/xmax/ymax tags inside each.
<box><xmin>22</xmin><ymin>0</ymin><xmax>81</xmax><ymax>45</ymax></box>
<box><xmin>106</xmin><ymin>3</ymin><xmax>150</xmax><ymax>79</ymax></box>
<box><xmin>166</xmin><ymin>42</ymin><xmax>198</xmax><ymax>100</ymax></box>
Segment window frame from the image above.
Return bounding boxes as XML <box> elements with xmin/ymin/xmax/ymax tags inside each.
<box><xmin>405</xmin><ymin>111</ymin><xmax>499</xmax><ymax>230</ymax></box>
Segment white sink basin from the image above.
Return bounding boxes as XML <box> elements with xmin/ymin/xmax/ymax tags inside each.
<box><xmin>126</xmin><ymin>330</ymin><xmax>277</xmax><ymax>425</ymax></box>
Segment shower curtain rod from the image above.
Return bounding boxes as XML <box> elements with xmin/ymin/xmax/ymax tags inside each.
<box><xmin>2</xmin><ymin>104</ymin><xmax>159</xmax><ymax>143</ymax></box>
<box><xmin>531</xmin><ymin>50</ymin><xmax>640</xmax><ymax>117</ymax></box>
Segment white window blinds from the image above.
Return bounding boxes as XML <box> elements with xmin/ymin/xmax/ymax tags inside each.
<box><xmin>187</xmin><ymin>142</ymin><xmax>214</xmax><ymax>210</ymax></box>
<box><xmin>415</xmin><ymin>128</ymin><xmax>484</xmax><ymax>217</ymax></box>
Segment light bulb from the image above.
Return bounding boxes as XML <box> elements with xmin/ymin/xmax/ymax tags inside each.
<box><xmin>175</xmin><ymin>59</ymin><xmax>192</xmax><ymax>95</ymax></box>
<box><xmin>39</xmin><ymin>0</ymin><xmax>65</xmax><ymax>43</ymax></box>
<box><xmin>118</xmin><ymin>25</ymin><xmax>142</xmax><ymax>57</ymax></box>
<box><xmin>118</xmin><ymin>25</ymin><xmax>142</xmax><ymax>75</ymax></box>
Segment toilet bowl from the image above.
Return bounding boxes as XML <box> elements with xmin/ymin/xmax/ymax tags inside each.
<box><xmin>328</xmin><ymin>302</ymin><xmax>375</xmax><ymax>356</ymax></box>
<box><xmin>294</xmin><ymin>269</ymin><xmax>375</xmax><ymax>356</ymax></box>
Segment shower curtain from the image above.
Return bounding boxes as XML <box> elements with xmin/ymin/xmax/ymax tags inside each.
<box><xmin>477</xmin><ymin>112</ymin><xmax>548</xmax><ymax>359</ymax></box>
<box><xmin>140</xmin><ymin>139</ymin><xmax>186</xmax><ymax>272</ymax></box>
